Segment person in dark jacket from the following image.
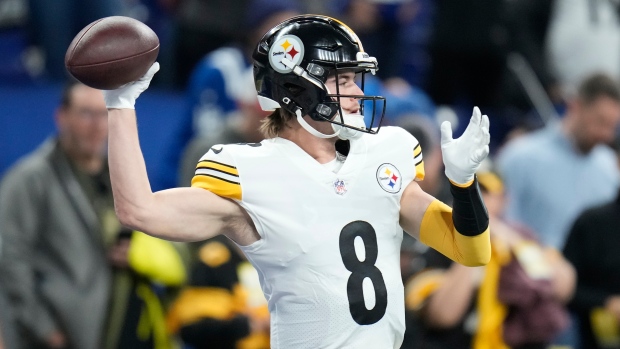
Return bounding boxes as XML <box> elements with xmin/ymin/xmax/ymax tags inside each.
<box><xmin>564</xmin><ymin>187</ymin><xmax>620</xmax><ymax>349</ymax></box>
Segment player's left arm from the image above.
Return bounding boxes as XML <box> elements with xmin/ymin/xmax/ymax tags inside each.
<box><xmin>400</xmin><ymin>107</ymin><xmax>491</xmax><ymax>267</ymax></box>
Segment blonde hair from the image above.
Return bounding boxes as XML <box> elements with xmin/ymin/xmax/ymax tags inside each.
<box><xmin>260</xmin><ymin>109</ymin><xmax>296</xmax><ymax>138</ymax></box>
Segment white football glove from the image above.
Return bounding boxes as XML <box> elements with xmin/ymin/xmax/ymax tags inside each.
<box><xmin>440</xmin><ymin>106</ymin><xmax>490</xmax><ymax>185</ymax></box>
<box><xmin>103</xmin><ymin>62</ymin><xmax>160</xmax><ymax>109</ymax></box>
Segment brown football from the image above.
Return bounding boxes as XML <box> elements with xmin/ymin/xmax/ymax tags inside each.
<box><xmin>65</xmin><ymin>16</ymin><xmax>159</xmax><ymax>90</ymax></box>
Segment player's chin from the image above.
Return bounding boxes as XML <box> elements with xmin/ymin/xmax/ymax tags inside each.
<box><xmin>343</xmin><ymin>114</ymin><xmax>366</xmax><ymax>128</ymax></box>
<box><xmin>348</xmin><ymin>114</ymin><xmax>363</xmax><ymax>120</ymax></box>
<box><xmin>332</xmin><ymin>112</ymin><xmax>361</xmax><ymax>121</ymax></box>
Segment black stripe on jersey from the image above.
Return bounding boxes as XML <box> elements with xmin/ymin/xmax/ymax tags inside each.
<box><xmin>196</xmin><ymin>166</ymin><xmax>240</xmax><ymax>178</ymax></box>
<box><xmin>199</xmin><ymin>160</ymin><xmax>237</xmax><ymax>170</ymax></box>
<box><xmin>194</xmin><ymin>173</ymin><xmax>240</xmax><ymax>185</ymax></box>
<box><xmin>413</xmin><ymin>143</ymin><xmax>421</xmax><ymax>153</ymax></box>
<box><xmin>415</xmin><ymin>158</ymin><xmax>423</xmax><ymax>166</ymax></box>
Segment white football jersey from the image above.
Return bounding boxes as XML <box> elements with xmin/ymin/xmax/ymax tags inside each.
<box><xmin>192</xmin><ymin>126</ymin><xmax>424</xmax><ymax>349</ymax></box>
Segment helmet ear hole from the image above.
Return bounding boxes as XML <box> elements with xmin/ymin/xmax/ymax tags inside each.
<box><xmin>284</xmin><ymin>83</ymin><xmax>305</xmax><ymax>97</ymax></box>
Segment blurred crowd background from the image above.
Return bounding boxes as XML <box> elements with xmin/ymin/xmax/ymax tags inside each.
<box><xmin>2</xmin><ymin>0</ymin><xmax>620</xmax><ymax>348</ymax></box>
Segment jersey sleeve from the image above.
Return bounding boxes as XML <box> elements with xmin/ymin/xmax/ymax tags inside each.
<box><xmin>397</xmin><ymin>127</ymin><xmax>425</xmax><ymax>181</ymax></box>
<box><xmin>191</xmin><ymin>145</ymin><xmax>242</xmax><ymax>201</ymax></box>
<box><xmin>413</xmin><ymin>140</ymin><xmax>425</xmax><ymax>181</ymax></box>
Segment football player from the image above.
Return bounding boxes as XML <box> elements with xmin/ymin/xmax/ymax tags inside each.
<box><xmin>104</xmin><ymin>15</ymin><xmax>491</xmax><ymax>349</ymax></box>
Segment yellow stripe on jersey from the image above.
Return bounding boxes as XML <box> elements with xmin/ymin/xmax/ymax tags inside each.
<box><xmin>413</xmin><ymin>144</ymin><xmax>425</xmax><ymax>181</ymax></box>
<box><xmin>192</xmin><ymin>160</ymin><xmax>242</xmax><ymax>200</ymax></box>
<box><xmin>415</xmin><ymin>160</ymin><xmax>425</xmax><ymax>181</ymax></box>
<box><xmin>413</xmin><ymin>143</ymin><xmax>422</xmax><ymax>157</ymax></box>
<box><xmin>192</xmin><ymin>175</ymin><xmax>242</xmax><ymax>201</ymax></box>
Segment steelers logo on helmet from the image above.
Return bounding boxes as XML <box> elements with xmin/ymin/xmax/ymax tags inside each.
<box><xmin>376</xmin><ymin>163</ymin><xmax>402</xmax><ymax>193</ymax></box>
<box><xmin>268</xmin><ymin>34</ymin><xmax>305</xmax><ymax>74</ymax></box>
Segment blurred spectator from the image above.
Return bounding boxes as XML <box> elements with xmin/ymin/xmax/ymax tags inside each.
<box><xmin>161</xmin><ymin>0</ymin><xmax>249</xmax><ymax>88</ymax></box>
<box><xmin>563</xmin><ymin>138</ymin><xmax>620</xmax><ymax>349</ymax></box>
<box><xmin>166</xmin><ymin>236</ymin><xmax>270</xmax><ymax>349</ymax></box>
<box><xmin>0</xmin><ymin>81</ymin><xmax>111</xmax><ymax>349</ymax></box>
<box><xmin>504</xmin><ymin>0</ymin><xmax>620</xmax><ymax>109</ymax></box>
<box><xmin>0</xmin><ymin>81</ymin><xmax>187</xmax><ymax>349</ymax></box>
<box><xmin>0</xmin><ymin>284</ymin><xmax>17</xmax><ymax>349</ymax></box>
<box><xmin>108</xmin><ymin>229</ymin><xmax>188</xmax><ymax>349</ymax></box>
<box><xmin>407</xmin><ymin>170</ymin><xmax>575</xmax><ymax>349</ymax></box>
<box><xmin>396</xmin><ymin>0</ymin><xmax>436</xmax><ymax>88</ymax></box>
<box><xmin>421</xmin><ymin>0</ymin><xmax>514</xmax><ymax>151</ymax></box>
<box><xmin>182</xmin><ymin>0</ymin><xmax>298</xmax><ymax>142</ymax></box>
<box><xmin>496</xmin><ymin>73</ymin><xmax>620</xmax><ymax>250</ymax></box>
<box><xmin>26</xmin><ymin>0</ymin><xmax>124</xmax><ymax>81</ymax></box>
<box><xmin>546</xmin><ymin>0</ymin><xmax>620</xmax><ymax>99</ymax></box>
<box><xmin>424</xmin><ymin>0</ymin><xmax>508</xmax><ymax>112</ymax></box>
<box><xmin>497</xmin><ymin>73</ymin><xmax>620</xmax><ymax>347</ymax></box>
<box><xmin>502</xmin><ymin>0</ymin><xmax>560</xmax><ymax>109</ymax></box>
<box><xmin>1</xmin><ymin>231</ymin><xmax>18</xmax><ymax>349</ymax></box>
<box><xmin>399</xmin><ymin>234</ymin><xmax>424</xmax><ymax>349</ymax></box>
<box><xmin>339</xmin><ymin>0</ymin><xmax>419</xmax><ymax>79</ymax></box>
<box><xmin>161</xmin><ymin>0</ymin><xmax>299</xmax><ymax>188</ymax></box>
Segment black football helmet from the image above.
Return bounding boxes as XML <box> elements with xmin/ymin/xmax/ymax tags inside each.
<box><xmin>252</xmin><ymin>15</ymin><xmax>386</xmax><ymax>134</ymax></box>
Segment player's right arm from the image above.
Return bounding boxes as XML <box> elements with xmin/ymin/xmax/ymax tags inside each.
<box><xmin>105</xmin><ymin>64</ymin><xmax>256</xmax><ymax>245</ymax></box>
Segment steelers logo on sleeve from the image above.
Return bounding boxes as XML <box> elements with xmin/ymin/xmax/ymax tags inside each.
<box><xmin>376</xmin><ymin>163</ymin><xmax>402</xmax><ymax>193</ymax></box>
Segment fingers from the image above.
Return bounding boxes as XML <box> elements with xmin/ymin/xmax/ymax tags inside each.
<box><xmin>481</xmin><ymin>114</ymin><xmax>490</xmax><ymax>145</ymax></box>
<box><xmin>149</xmin><ymin>61</ymin><xmax>160</xmax><ymax>74</ymax></box>
<box><xmin>470</xmin><ymin>108</ymin><xmax>490</xmax><ymax>162</ymax></box>
<box><xmin>481</xmin><ymin>113</ymin><xmax>490</xmax><ymax>130</ymax></box>
<box><xmin>462</xmin><ymin>106</ymin><xmax>482</xmax><ymax>138</ymax></box>
<box><xmin>142</xmin><ymin>62</ymin><xmax>160</xmax><ymax>80</ymax></box>
<box><xmin>446</xmin><ymin>107</ymin><xmax>491</xmax><ymax>148</ymax></box>
<box><xmin>471</xmin><ymin>109</ymin><xmax>490</xmax><ymax>144</ymax></box>
<box><xmin>473</xmin><ymin>113</ymin><xmax>490</xmax><ymax>162</ymax></box>
<box><xmin>470</xmin><ymin>106</ymin><xmax>481</xmax><ymax>125</ymax></box>
<box><xmin>440</xmin><ymin>121</ymin><xmax>453</xmax><ymax>146</ymax></box>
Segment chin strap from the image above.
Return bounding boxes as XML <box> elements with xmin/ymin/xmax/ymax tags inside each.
<box><xmin>332</xmin><ymin>113</ymin><xmax>365</xmax><ymax>140</ymax></box>
<box><xmin>296</xmin><ymin>110</ymin><xmax>367</xmax><ymax>140</ymax></box>
<box><xmin>296</xmin><ymin>109</ymin><xmax>340</xmax><ymax>139</ymax></box>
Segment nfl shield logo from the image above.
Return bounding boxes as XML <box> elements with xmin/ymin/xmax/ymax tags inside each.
<box><xmin>334</xmin><ymin>179</ymin><xmax>347</xmax><ymax>195</ymax></box>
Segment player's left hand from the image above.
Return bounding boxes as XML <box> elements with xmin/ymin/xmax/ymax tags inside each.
<box><xmin>440</xmin><ymin>106</ymin><xmax>490</xmax><ymax>185</ymax></box>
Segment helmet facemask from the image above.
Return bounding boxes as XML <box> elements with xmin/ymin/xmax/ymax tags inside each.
<box><xmin>317</xmin><ymin>59</ymin><xmax>386</xmax><ymax>139</ymax></box>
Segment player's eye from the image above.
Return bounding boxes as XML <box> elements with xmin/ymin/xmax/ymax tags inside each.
<box><xmin>339</xmin><ymin>76</ymin><xmax>353</xmax><ymax>87</ymax></box>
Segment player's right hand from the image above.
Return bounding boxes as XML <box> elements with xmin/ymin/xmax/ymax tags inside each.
<box><xmin>440</xmin><ymin>106</ymin><xmax>490</xmax><ymax>185</ymax></box>
<box><xmin>103</xmin><ymin>62</ymin><xmax>159</xmax><ymax>110</ymax></box>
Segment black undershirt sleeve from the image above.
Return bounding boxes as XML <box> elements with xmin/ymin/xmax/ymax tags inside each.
<box><xmin>450</xmin><ymin>176</ymin><xmax>489</xmax><ymax>237</ymax></box>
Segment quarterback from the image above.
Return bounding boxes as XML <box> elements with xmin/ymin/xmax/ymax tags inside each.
<box><xmin>104</xmin><ymin>15</ymin><xmax>491</xmax><ymax>349</ymax></box>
